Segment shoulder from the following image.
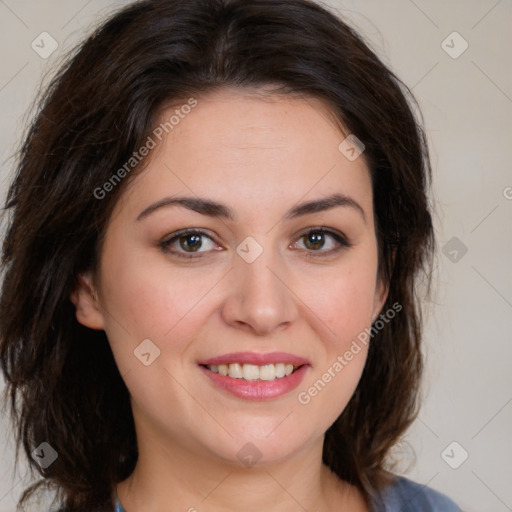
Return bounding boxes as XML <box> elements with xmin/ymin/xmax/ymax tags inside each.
<box><xmin>371</xmin><ymin>474</ymin><xmax>461</xmax><ymax>512</ymax></box>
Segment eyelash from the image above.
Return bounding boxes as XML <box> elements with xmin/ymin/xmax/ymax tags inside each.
<box><xmin>159</xmin><ymin>227</ymin><xmax>351</xmax><ymax>260</ymax></box>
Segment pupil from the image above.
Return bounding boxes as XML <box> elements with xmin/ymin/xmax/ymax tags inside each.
<box><xmin>307</xmin><ymin>232</ymin><xmax>323</xmax><ymax>249</ymax></box>
<box><xmin>182</xmin><ymin>234</ymin><xmax>201</xmax><ymax>251</ymax></box>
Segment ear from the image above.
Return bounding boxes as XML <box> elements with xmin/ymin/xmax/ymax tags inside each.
<box><xmin>371</xmin><ymin>247</ymin><xmax>397</xmax><ymax>322</ymax></box>
<box><xmin>371</xmin><ymin>275</ymin><xmax>390</xmax><ymax>324</ymax></box>
<box><xmin>70</xmin><ymin>271</ymin><xmax>105</xmax><ymax>330</ymax></box>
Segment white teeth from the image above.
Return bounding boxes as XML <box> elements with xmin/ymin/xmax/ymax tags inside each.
<box><xmin>275</xmin><ymin>363</ymin><xmax>285</xmax><ymax>378</ymax></box>
<box><xmin>207</xmin><ymin>362</ymin><xmax>299</xmax><ymax>381</ymax></box>
<box><xmin>259</xmin><ymin>364</ymin><xmax>276</xmax><ymax>381</ymax></box>
<box><xmin>242</xmin><ymin>364</ymin><xmax>260</xmax><ymax>381</ymax></box>
<box><xmin>229</xmin><ymin>363</ymin><xmax>243</xmax><ymax>379</ymax></box>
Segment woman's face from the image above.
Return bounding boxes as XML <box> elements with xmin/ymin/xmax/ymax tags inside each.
<box><xmin>73</xmin><ymin>87</ymin><xmax>387</xmax><ymax>468</ymax></box>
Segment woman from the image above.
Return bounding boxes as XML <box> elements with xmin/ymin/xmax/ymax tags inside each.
<box><xmin>0</xmin><ymin>0</ymin><xmax>461</xmax><ymax>511</ymax></box>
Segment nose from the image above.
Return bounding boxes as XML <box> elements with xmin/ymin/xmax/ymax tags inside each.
<box><xmin>221</xmin><ymin>242</ymin><xmax>299</xmax><ymax>336</ymax></box>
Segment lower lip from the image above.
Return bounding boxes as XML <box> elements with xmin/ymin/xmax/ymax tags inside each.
<box><xmin>198</xmin><ymin>364</ymin><xmax>309</xmax><ymax>401</ymax></box>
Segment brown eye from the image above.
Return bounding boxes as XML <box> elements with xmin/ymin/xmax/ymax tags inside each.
<box><xmin>160</xmin><ymin>229</ymin><xmax>218</xmax><ymax>259</ymax></box>
<box><xmin>292</xmin><ymin>228</ymin><xmax>351</xmax><ymax>257</ymax></box>
<box><xmin>178</xmin><ymin>233</ymin><xmax>203</xmax><ymax>252</ymax></box>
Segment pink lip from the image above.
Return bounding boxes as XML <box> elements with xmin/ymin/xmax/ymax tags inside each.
<box><xmin>198</xmin><ymin>351</ymin><xmax>310</xmax><ymax>366</ymax></box>
<box><xmin>198</xmin><ymin>364</ymin><xmax>309</xmax><ymax>401</ymax></box>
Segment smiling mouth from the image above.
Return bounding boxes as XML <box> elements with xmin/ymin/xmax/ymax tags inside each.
<box><xmin>200</xmin><ymin>362</ymin><xmax>304</xmax><ymax>382</ymax></box>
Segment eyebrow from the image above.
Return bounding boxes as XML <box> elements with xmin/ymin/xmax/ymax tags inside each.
<box><xmin>136</xmin><ymin>193</ymin><xmax>366</xmax><ymax>223</ymax></box>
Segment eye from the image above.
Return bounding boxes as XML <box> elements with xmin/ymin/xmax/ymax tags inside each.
<box><xmin>159</xmin><ymin>229</ymin><xmax>219</xmax><ymax>259</ymax></box>
<box><xmin>291</xmin><ymin>227</ymin><xmax>350</xmax><ymax>257</ymax></box>
<box><xmin>159</xmin><ymin>226</ymin><xmax>351</xmax><ymax>260</ymax></box>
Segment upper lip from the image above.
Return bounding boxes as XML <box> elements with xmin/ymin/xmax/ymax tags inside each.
<box><xmin>198</xmin><ymin>352</ymin><xmax>310</xmax><ymax>366</ymax></box>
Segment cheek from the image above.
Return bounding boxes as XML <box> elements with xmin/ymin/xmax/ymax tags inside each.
<box><xmin>295</xmin><ymin>267</ymin><xmax>375</xmax><ymax>422</ymax></box>
<box><xmin>98</xmin><ymin>243</ymin><xmax>223</xmax><ymax>357</ymax></box>
<box><xmin>298</xmin><ymin>257</ymin><xmax>379</xmax><ymax>346</ymax></box>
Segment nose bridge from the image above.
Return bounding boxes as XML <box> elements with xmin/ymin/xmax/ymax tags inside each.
<box><xmin>238</xmin><ymin>238</ymin><xmax>280</xmax><ymax>298</ymax></box>
<box><xmin>222</xmin><ymin>234</ymin><xmax>297</xmax><ymax>334</ymax></box>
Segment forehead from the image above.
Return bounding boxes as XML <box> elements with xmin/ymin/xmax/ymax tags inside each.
<box><xmin>115</xmin><ymin>87</ymin><xmax>372</xmax><ymax>221</ymax></box>
<box><xmin>163</xmin><ymin>87</ymin><xmax>346</xmax><ymax>159</ymax></box>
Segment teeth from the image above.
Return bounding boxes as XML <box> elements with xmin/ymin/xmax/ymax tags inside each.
<box><xmin>207</xmin><ymin>363</ymin><xmax>299</xmax><ymax>381</ymax></box>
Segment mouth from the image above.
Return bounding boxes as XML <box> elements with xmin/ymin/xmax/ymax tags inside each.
<box><xmin>198</xmin><ymin>352</ymin><xmax>311</xmax><ymax>400</ymax></box>
<box><xmin>197</xmin><ymin>353</ymin><xmax>310</xmax><ymax>400</ymax></box>
<box><xmin>200</xmin><ymin>362</ymin><xmax>304</xmax><ymax>381</ymax></box>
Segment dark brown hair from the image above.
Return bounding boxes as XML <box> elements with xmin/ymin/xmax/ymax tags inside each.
<box><xmin>0</xmin><ymin>0</ymin><xmax>434</xmax><ymax>510</ymax></box>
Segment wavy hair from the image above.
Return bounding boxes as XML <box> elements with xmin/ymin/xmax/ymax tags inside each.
<box><xmin>0</xmin><ymin>0</ymin><xmax>434</xmax><ymax>510</ymax></box>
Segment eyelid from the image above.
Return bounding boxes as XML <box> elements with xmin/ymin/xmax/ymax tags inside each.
<box><xmin>162</xmin><ymin>227</ymin><xmax>216</xmax><ymax>242</ymax></box>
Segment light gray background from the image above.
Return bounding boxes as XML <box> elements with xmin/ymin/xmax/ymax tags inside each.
<box><xmin>0</xmin><ymin>1</ymin><xmax>511</xmax><ymax>511</ymax></box>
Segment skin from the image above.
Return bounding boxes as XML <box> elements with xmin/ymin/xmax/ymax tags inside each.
<box><xmin>71</xmin><ymin>87</ymin><xmax>388</xmax><ymax>512</ymax></box>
